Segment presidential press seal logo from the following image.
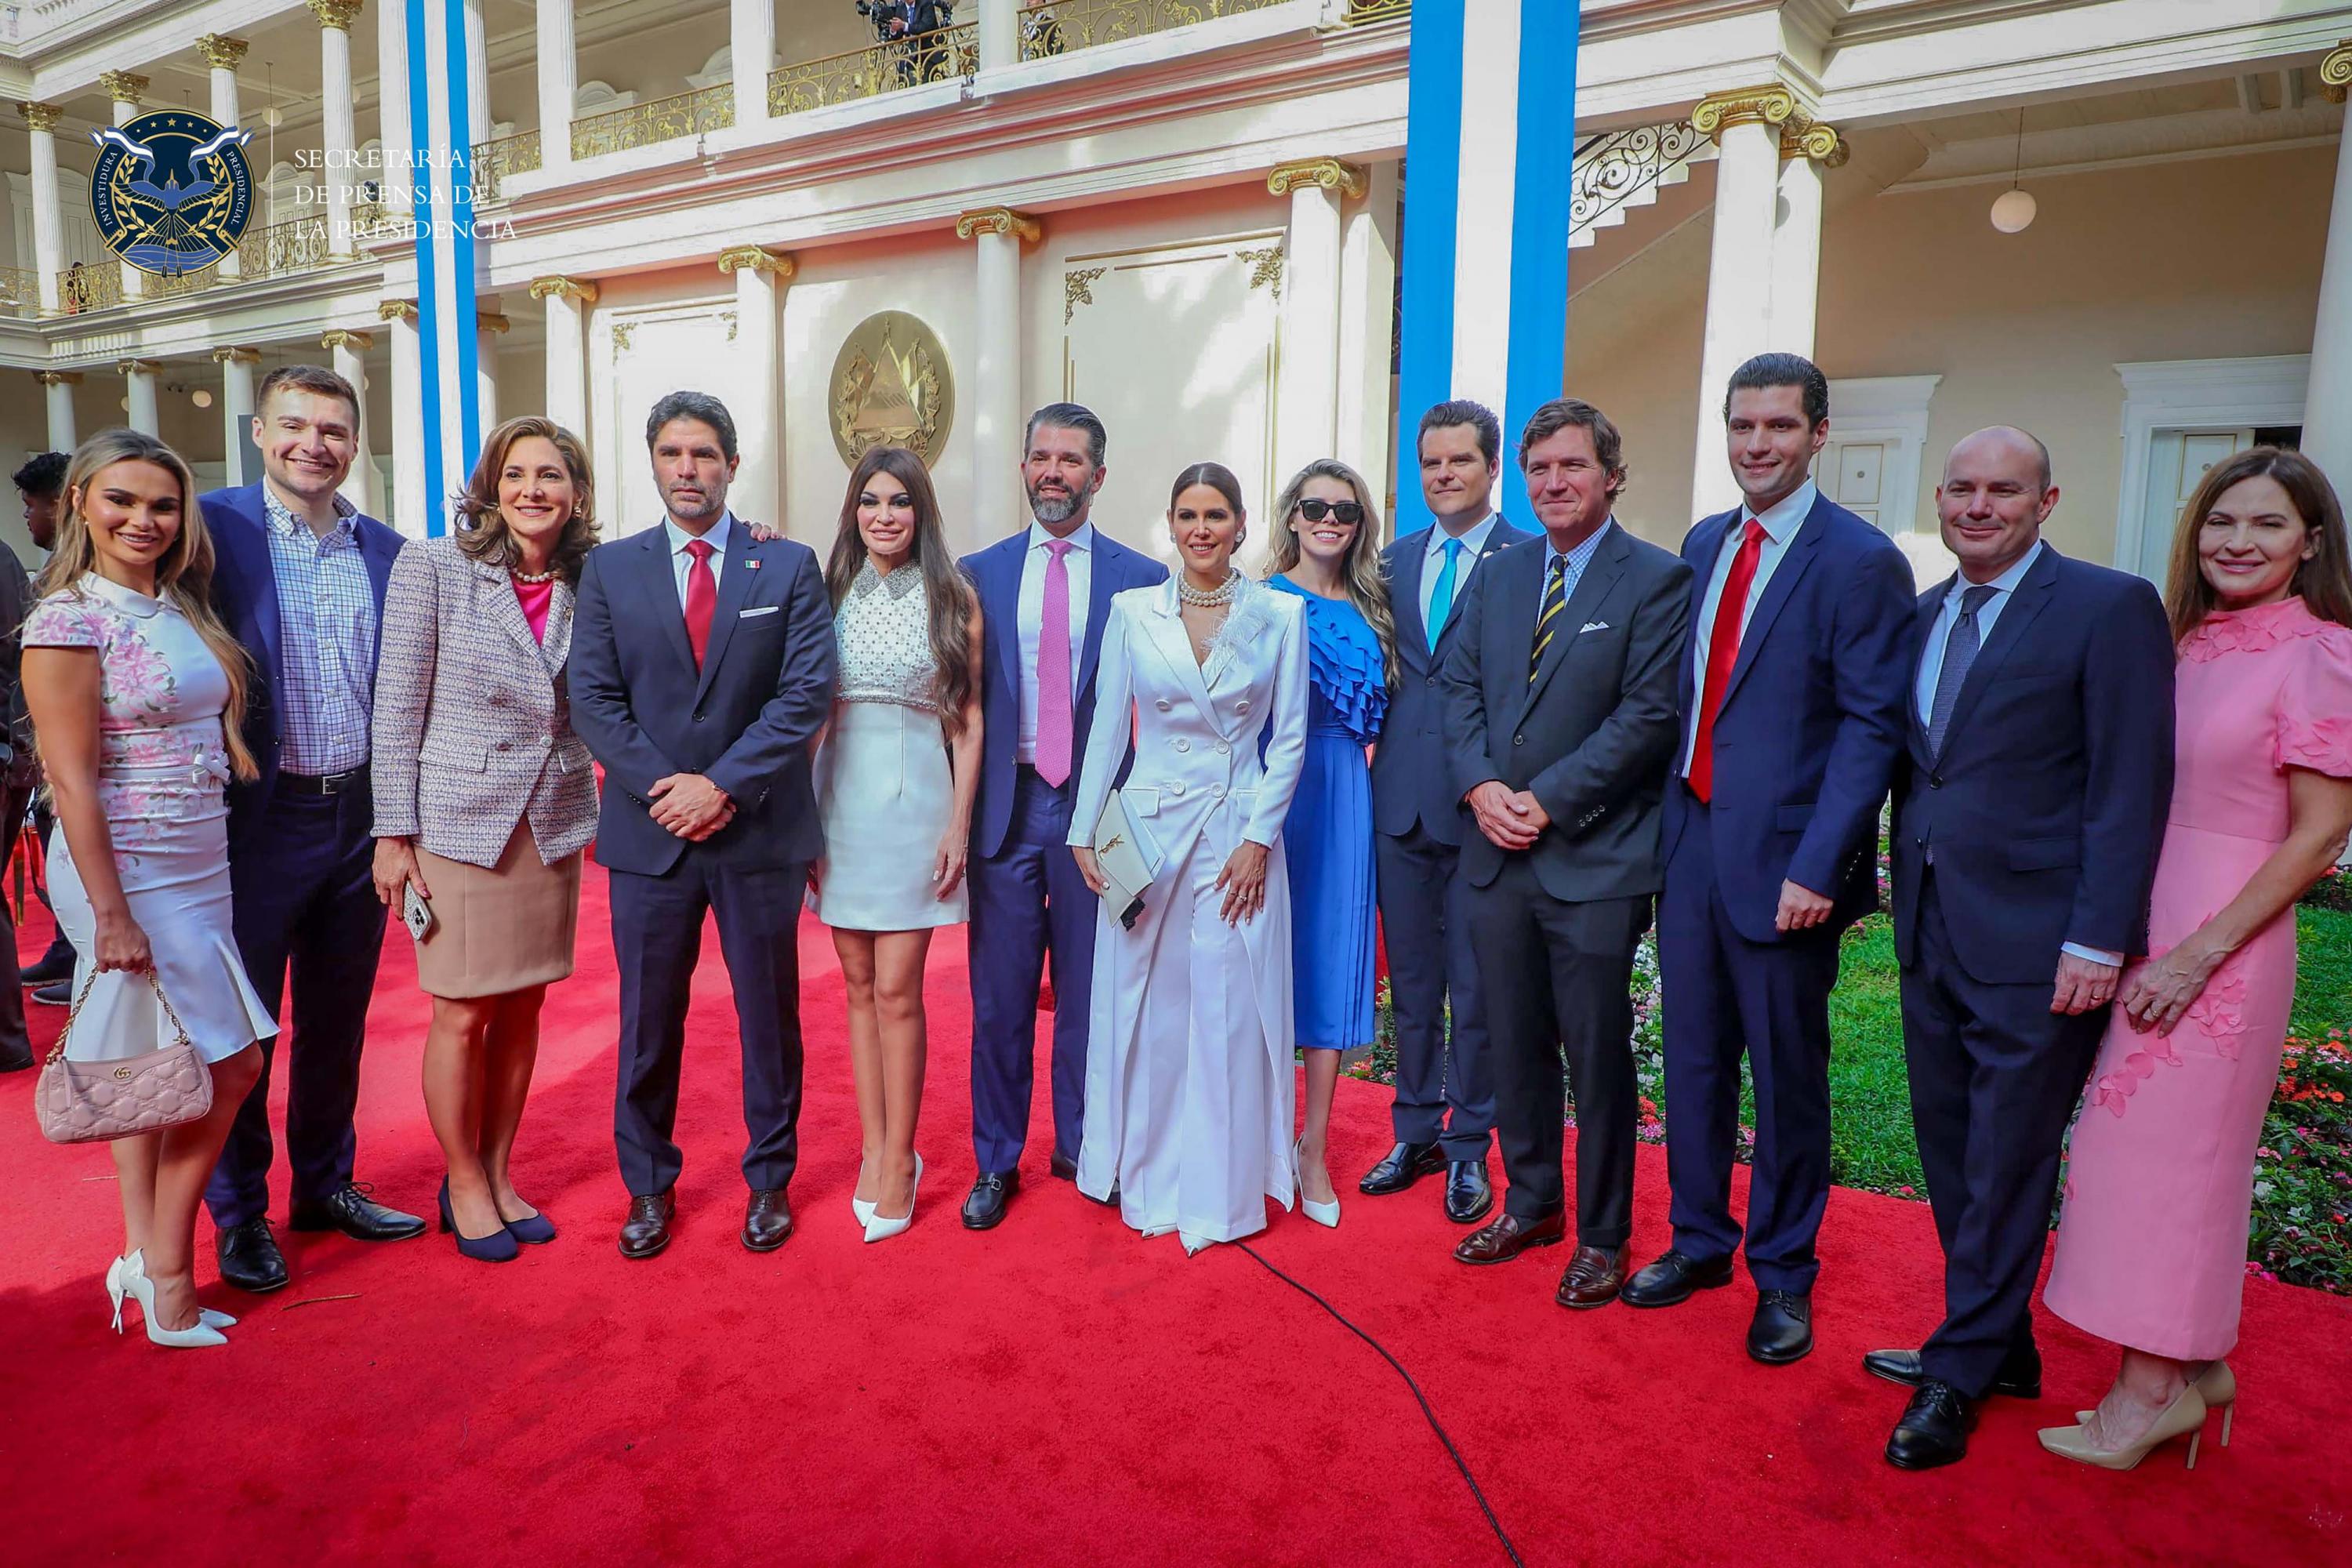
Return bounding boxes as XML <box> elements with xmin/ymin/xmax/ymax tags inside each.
<box><xmin>89</xmin><ymin>111</ymin><xmax>256</xmax><ymax>277</ymax></box>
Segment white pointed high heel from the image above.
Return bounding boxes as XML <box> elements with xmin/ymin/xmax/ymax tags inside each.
<box><xmin>852</xmin><ymin>1158</ymin><xmax>877</xmax><ymax>1229</ymax></box>
<box><xmin>107</xmin><ymin>1256</ymin><xmax>234</xmax><ymax>1334</ymax></box>
<box><xmin>862</xmin><ymin>1152</ymin><xmax>922</xmax><ymax>1244</ymax></box>
<box><xmin>1180</xmin><ymin>1230</ymin><xmax>1212</xmax><ymax>1256</ymax></box>
<box><xmin>118</xmin><ymin>1250</ymin><xmax>229</xmax><ymax>1348</ymax></box>
<box><xmin>1293</xmin><ymin>1140</ymin><xmax>1340</xmax><ymax>1229</ymax></box>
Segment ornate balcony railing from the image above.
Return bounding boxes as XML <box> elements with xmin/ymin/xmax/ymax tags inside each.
<box><xmin>768</xmin><ymin>23</ymin><xmax>979</xmax><ymax>117</ymax></box>
<box><xmin>1018</xmin><ymin>0</ymin><xmax>1290</xmax><ymax>61</ymax></box>
<box><xmin>350</xmin><ymin>198</ymin><xmax>402</xmax><ymax>240</ymax></box>
<box><xmin>56</xmin><ymin>262</ymin><xmax>121</xmax><ymax>314</ymax></box>
<box><xmin>472</xmin><ymin>130</ymin><xmax>542</xmax><ymax>204</ymax></box>
<box><xmin>1341</xmin><ymin>0</ymin><xmax>1409</xmax><ymax>22</ymax></box>
<box><xmin>237</xmin><ymin>216</ymin><xmax>335</xmax><ymax>281</ymax></box>
<box><xmin>0</xmin><ymin>266</ymin><xmax>41</xmax><ymax>318</ymax></box>
<box><xmin>1568</xmin><ymin>121</ymin><xmax>1715</xmax><ymax>245</ymax></box>
<box><xmin>572</xmin><ymin>83</ymin><xmax>734</xmax><ymax>160</ymax></box>
<box><xmin>149</xmin><ymin>267</ymin><xmax>221</xmax><ymax>300</ymax></box>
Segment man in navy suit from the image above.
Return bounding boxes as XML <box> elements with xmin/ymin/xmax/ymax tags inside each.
<box><xmin>202</xmin><ymin>364</ymin><xmax>425</xmax><ymax>1293</ymax></box>
<box><xmin>1870</xmin><ymin>426</ymin><xmax>2173</xmax><ymax>1468</ymax></box>
<box><xmin>957</xmin><ymin>403</ymin><xmax>1166</xmax><ymax>1230</ymax></box>
<box><xmin>568</xmin><ymin>390</ymin><xmax>837</xmax><ymax>1259</ymax></box>
<box><xmin>1622</xmin><ymin>355</ymin><xmax>1915</xmax><ymax>1365</ymax></box>
<box><xmin>1363</xmin><ymin>400</ymin><xmax>1534</xmax><ymax>1223</ymax></box>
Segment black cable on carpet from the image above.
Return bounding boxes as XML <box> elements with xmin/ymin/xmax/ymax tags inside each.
<box><xmin>1235</xmin><ymin>1243</ymin><xmax>1523</xmax><ymax>1568</ymax></box>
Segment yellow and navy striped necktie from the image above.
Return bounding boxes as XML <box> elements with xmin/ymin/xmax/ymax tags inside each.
<box><xmin>1529</xmin><ymin>553</ymin><xmax>1567</xmax><ymax>682</ymax></box>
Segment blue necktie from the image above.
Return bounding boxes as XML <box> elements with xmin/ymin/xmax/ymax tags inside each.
<box><xmin>1427</xmin><ymin>537</ymin><xmax>1465</xmax><ymax>652</ymax></box>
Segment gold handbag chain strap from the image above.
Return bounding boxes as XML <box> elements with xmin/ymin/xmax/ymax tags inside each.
<box><xmin>42</xmin><ymin>967</ymin><xmax>198</xmax><ymax>1065</ymax></box>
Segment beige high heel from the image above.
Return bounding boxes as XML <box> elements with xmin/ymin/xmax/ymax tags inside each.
<box><xmin>2074</xmin><ymin>1359</ymin><xmax>2235</xmax><ymax>1446</ymax></box>
<box><xmin>2040</xmin><ymin>1385</ymin><xmax>2208</xmax><ymax>1471</ymax></box>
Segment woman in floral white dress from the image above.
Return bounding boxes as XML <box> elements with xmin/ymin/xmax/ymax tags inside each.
<box><xmin>23</xmin><ymin>430</ymin><xmax>276</xmax><ymax>1348</ymax></box>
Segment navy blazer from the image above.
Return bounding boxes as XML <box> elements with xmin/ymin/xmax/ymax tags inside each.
<box><xmin>1371</xmin><ymin>517</ymin><xmax>1536</xmax><ymax>844</ymax></box>
<box><xmin>960</xmin><ymin>527</ymin><xmax>1167</xmax><ymax>860</ymax></box>
<box><xmin>1889</xmin><ymin>545</ymin><xmax>2176</xmax><ymax>985</ymax></box>
<box><xmin>567</xmin><ymin>517</ymin><xmax>837</xmax><ymax>876</ymax></box>
<box><xmin>201</xmin><ymin>481</ymin><xmax>403</xmax><ymax>826</ymax></box>
<box><xmin>1661</xmin><ymin>494</ymin><xmax>1917</xmax><ymax>942</ymax></box>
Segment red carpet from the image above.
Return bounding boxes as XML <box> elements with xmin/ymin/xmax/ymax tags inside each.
<box><xmin>1</xmin><ymin>865</ymin><xmax>2347</xmax><ymax>1566</ymax></box>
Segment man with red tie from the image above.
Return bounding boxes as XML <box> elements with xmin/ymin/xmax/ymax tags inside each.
<box><xmin>568</xmin><ymin>390</ymin><xmax>838</xmax><ymax>1260</ymax></box>
<box><xmin>1621</xmin><ymin>355</ymin><xmax>1916</xmax><ymax>1362</ymax></box>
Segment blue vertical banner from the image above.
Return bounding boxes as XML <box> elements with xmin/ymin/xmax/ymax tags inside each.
<box><xmin>407</xmin><ymin>0</ymin><xmax>482</xmax><ymax>536</ymax></box>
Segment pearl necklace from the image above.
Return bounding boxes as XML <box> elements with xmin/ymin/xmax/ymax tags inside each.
<box><xmin>510</xmin><ymin>565</ymin><xmax>559</xmax><ymax>585</ymax></box>
<box><xmin>1176</xmin><ymin>570</ymin><xmax>1241</xmax><ymax>608</ymax></box>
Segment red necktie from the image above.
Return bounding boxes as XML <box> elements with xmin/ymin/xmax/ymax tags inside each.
<box><xmin>683</xmin><ymin>538</ymin><xmax>717</xmax><ymax>669</ymax></box>
<box><xmin>1687</xmin><ymin>518</ymin><xmax>1763</xmax><ymax>804</ymax></box>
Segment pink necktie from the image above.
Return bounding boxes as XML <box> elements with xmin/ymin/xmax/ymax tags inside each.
<box><xmin>1035</xmin><ymin>539</ymin><xmax>1075</xmax><ymax>786</ymax></box>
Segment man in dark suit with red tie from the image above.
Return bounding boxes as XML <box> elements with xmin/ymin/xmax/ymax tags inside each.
<box><xmin>1621</xmin><ymin>355</ymin><xmax>1916</xmax><ymax>1365</ymax></box>
<box><xmin>569</xmin><ymin>390</ymin><xmax>838</xmax><ymax>1260</ymax></box>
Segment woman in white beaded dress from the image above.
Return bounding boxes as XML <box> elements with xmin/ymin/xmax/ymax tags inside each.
<box><xmin>1069</xmin><ymin>462</ymin><xmax>1309</xmax><ymax>1254</ymax></box>
<box><xmin>812</xmin><ymin>445</ymin><xmax>982</xmax><ymax>1243</ymax></box>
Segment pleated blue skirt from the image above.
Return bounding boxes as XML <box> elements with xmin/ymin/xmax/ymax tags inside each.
<box><xmin>1281</xmin><ymin>729</ymin><xmax>1377</xmax><ymax>1051</ymax></box>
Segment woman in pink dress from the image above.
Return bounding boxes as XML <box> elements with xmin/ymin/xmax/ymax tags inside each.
<box><xmin>2039</xmin><ymin>448</ymin><xmax>2352</xmax><ymax>1469</ymax></box>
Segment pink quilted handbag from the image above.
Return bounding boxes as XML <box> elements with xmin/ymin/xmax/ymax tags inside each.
<box><xmin>34</xmin><ymin>971</ymin><xmax>212</xmax><ymax>1144</ymax></box>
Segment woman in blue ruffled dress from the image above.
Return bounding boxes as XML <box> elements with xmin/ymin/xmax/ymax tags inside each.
<box><xmin>1265</xmin><ymin>459</ymin><xmax>1393</xmax><ymax>1229</ymax></box>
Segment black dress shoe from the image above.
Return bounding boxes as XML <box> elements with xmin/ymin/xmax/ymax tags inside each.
<box><xmin>0</xmin><ymin>1038</ymin><xmax>31</xmax><ymax>1073</ymax></box>
<box><xmin>20</xmin><ymin>947</ymin><xmax>74</xmax><ymax>987</ymax></box>
<box><xmin>1443</xmin><ymin>1160</ymin><xmax>1494</xmax><ymax>1224</ymax></box>
<box><xmin>963</xmin><ymin>1171</ymin><xmax>1019</xmax><ymax>1229</ymax></box>
<box><xmin>1862</xmin><ymin>1345</ymin><xmax>2042</xmax><ymax>1400</ymax></box>
<box><xmin>289</xmin><ymin>1182</ymin><xmax>427</xmax><ymax>1241</ymax></box>
<box><xmin>1621</xmin><ymin>1248</ymin><xmax>1736</xmax><ymax>1307</ymax></box>
<box><xmin>216</xmin><ymin>1218</ymin><xmax>289</xmax><ymax>1293</ymax></box>
<box><xmin>1049</xmin><ymin>1150</ymin><xmax>1078</xmax><ymax>1181</ymax></box>
<box><xmin>1886</xmin><ymin>1381</ymin><xmax>1976</xmax><ymax>1470</ymax></box>
<box><xmin>742</xmin><ymin>1189</ymin><xmax>793</xmax><ymax>1251</ymax></box>
<box><xmin>619</xmin><ymin>1191</ymin><xmax>675</xmax><ymax>1259</ymax></box>
<box><xmin>1748</xmin><ymin>1290</ymin><xmax>1814</xmax><ymax>1364</ymax></box>
<box><xmin>31</xmin><ymin>981</ymin><xmax>68</xmax><ymax>1007</ymax></box>
<box><xmin>1359</xmin><ymin>1140</ymin><xmax>1445</xmax><ymax>1196</ymax></box>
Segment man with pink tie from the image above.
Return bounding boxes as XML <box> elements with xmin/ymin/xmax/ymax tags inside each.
<box><xmin>958</xmin><ymin>405</ymin><xmax>1167</xmax><ymax>1230</ymax></box>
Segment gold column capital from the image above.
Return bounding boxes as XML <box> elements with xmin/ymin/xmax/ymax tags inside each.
<box><xmin>307</xmin><ymin>0</ymin><xmax>365</xmax><ymax>31</ymax></box>
<box><xmin>211</xmin><ymin>347</ymin><xmax>261</xmax><ymax>365</ymax></box>
<box><xmin>1780</xmin><ymin>114</ymin><xmax>1848</xmax><ymax>168</ymax></box>
<box><xmin>34</xmin><ymin>370</ymin><xmax>82</xmax><ymax>387</ymax></box>
<box><xmin>528</xmin><ymin>275</ymin><xmax>601</xmax><ymax>304</ymax></box>
<box><xmin>953</xmin><ymin>208</ymin><xmax>1040</xmax><ymax>245</ymax></box>
<box><xmin>376</xmin><ymin>299</ymin><xmax>419</xmax><ymax>322</ymax></box>
<box><xmin>1267</xmin><ymin>158</ymin><xmax>1367</xmax><ymax>199</ymax></box>
<box><xmin>717</xmin><ymin>245</ymin><xmax>798</xmax><ymax>278</ymax></box>
<box><xmin>2322</xmin><ymin>39</ymin><xmax>2352</xmax><ymax>103</ymax></box>
<box><xmin>97</xmin><ymin>71</ymin><xmax>150</xmax><ymax>106</ymax></box>
<box><xmin>118</xmin><ymin>358</ymin><xmax>162</xmax><ymax>376</ymax></box>
<box><xmin>477</xmin><ymin>311</ymin><xmax>510</xmax><ymax>334</ymax></box>
<box><xmin>1690</xmin><ymin>84</ymin><xmax>1799</xmax><ymax>139</ymax></box>
<box><xmin>320</xmin><ymin>328</ymin><xmax>375</xmax><ymax>351</ymax></box>
<box><xmin>196</xmin><ymin>34</ymin><xmax>251</xmax><ymax>71</ymax></box>
<box><xmin>17</xmin><ymin>100</ymin><xmax>63</xmax><ymax>132</ymax></box>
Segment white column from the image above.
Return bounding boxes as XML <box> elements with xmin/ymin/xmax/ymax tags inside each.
<box><xmin>122</xmin><ymin>360</ymin><xmax>160</xmax><ymax>435</ymax></box>
<box><xmin>1689</xmin><ymin>85</ymin><xmax>1796</xmax><ymax>521</ymax></box>
<box><xmin>463</xmin><ymin>0</ymin><xmax>491</xmax><ymax>143</ymax></box>
<box><xmin>198</xmin><ymin>38</ymin><xmax>250</xmax><ymax>279</ymax></box>
<box><xmin>731</xmin><ymin>0</ymin><xmax>773</xmax><ymax>132</ymax></box>
<box><xmin>100</xmin><ymin>74</ymin><xmax>147</xmax><ymax>302</ymax></box>
<box><xmin>1444</xmin><ymin>1</ymin><xmax>1525</xmax><ymax>420</ymax></box>
<box><xmin>536</xmin><ymin>0</ymin><xmax>578</xmax><ymax>172</ymax></box>
<box><xmin>323</xmin><ymin>329</ymin><xmax>381</xmax><ymax>515</ymax></box>
<box><xmin>20</xmin><ymin>103</ymin><xmax>62</xmax><ymax>315</ymax></box>
<box><xmin>1338</xmin><ymin>158</ymin><xmax>1401</xmax><ymax>509</ymax></box>
<box><xmin>1269</xmin><ymin>159</ymin><xmax>1360</xmax><ymax>499</ymax></box>
<box><xmin>978</xmin><ymin>0</ymin><xmax>1018</xmax><ymax>71</ymax></box>
<box><xmin>312</xmin><ymin>2</ymin><xmax>361</xmax><ymax>256</ymax></box>
<box><xmin>531</xmin><ymin>278</ymin><xmax>597</xmax><ymax>436</ymax></box>
<box><xmin>36</xmin><ymin>372</ymin><xmax>78</xmax><ymax>450</ymax></box>
<box><xmin>376</xmin><ymin>0</ymin><xmax>409</xmax><ymax>172</ymax></box>
<box><xmin>1769</xmin><ymin>121</ymin><xmax>1842</xmax><ymax>361</ymax></box>
<box><xmin>214</xmin><ymin>348</ymin><xmax>259</xmax><ymax>486</ymax></box>
<box><xmin>717</xmin><ymin>247</ymin><xmax>792</xmax><ymax>530</ymax></box>
<box><xmin>477</xmin><ymin>310</ymin><xmax>506</xmax><ymax>434</ymax></box>
<box><xmin>2305</xmin><ymin>43</ymin><xmax>2352</xmax><ymax>491</ymax></box>
<box><xmin>955</xmin><ymin>210</ymin><xmax>1036</xmax><ymax>553</ymax></box>
<box><xmin>380</xmin><ymin>301</ymin><xmax>426</xmax><ymax>536</ymax></box>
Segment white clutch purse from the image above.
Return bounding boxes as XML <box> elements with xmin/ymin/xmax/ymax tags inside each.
<box><xmin>1091</xmin><ymin>788</ymin><xmax>1164</xmax><ymax>931</ymax></box>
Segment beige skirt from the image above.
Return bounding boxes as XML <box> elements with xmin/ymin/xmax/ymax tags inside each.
<box><xmin>413</xmin><ymin>823</ymin><xmax>582</xmax><ymax>999</ymax></box>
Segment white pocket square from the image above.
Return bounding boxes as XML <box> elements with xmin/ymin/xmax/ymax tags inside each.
<box><xmin>1578</xmin><ymin>620</ymin><xmax>1610</xmax><ymax>633</ymax></box>
<box><xmin>738</xmin><ymin>605</ymin><xmax>781</xmax><ymax>619</ymax></box>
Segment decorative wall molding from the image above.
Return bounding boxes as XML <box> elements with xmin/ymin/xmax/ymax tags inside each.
<box><xmin>2322</xmin><ymin>38</ymin><xmax>2351</xmax><ymax>103</ymax></box>
<box><xmin>1236</xmin><ymin>241</ymin><xmax>1285</xmax><ymax>296</ymax></box>
<box><xmin>1690</xmin><ymin>84</ymin><xmax>1798</xmax><ymax>138</ymax></box>
<box><xmin>717</xmin><ymin>245</ymin><xmax>797</xmax><ymax>278</ymax></box>
<box><xmin>955</xmin><ymin>208</ymin><xmax>1042</xmax><ymax>244</ymax></box>
<box><xmin>529</xmin><ymin>275</ymin><xmax>601</xmax><ymax>303</ymax></box>
<box><xmin>1063</xmin><ymin>266</ymin><xmax>1106</xmax><ymax>325</ymax></box>
<box><xmin>1266</xmin><ymin>156</ymin><xmax>1367</xmax><ymax>198</ymax></box>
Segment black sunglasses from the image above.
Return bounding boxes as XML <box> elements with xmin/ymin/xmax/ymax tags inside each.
<box><xmin>1296</xmin><ymin>498</ymin><xmax>1365</xmax><ymax>525</ymax></box>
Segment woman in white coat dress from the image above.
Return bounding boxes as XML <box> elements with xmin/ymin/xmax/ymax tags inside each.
<box><xmin>1069</xmin><ymin>462</ymin><xmax>1309</xmax><ymax>1254</ymax></box>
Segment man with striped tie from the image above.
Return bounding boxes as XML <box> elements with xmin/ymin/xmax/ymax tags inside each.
<box><xmin>1439</xmin><ymin>399</ymin><xmax>1691</xmax><ymax>1305</ymax></box>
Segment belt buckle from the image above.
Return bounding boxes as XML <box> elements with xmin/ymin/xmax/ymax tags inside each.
<box><xmin>321</xmin><ymin>768</ymin><xmax>362</xmax><ymax>796</ymax></box>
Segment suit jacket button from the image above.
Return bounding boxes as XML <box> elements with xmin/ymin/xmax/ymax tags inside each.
<box><xmin>1929</xmin><ymin>775</ymin><xmax>1942</xmax><ymax>789</ymax></box>
<box><xmin>1156</xmin><ymin>698</ymin><xmax>1173</xmax><ymax>711</ymax></box>
<box><xmin>1426</xmin><ymin>675</ymin><xmax>1437</xmax><ymax>686</ymax></box>
<box><xmin>1235</xmin><ymin>699</ymin><xmax>1251</xmax><ymax>716</ymax></box>
<box><xmin>693</xmin><ymin>712</ymin><xmax>706</xmax><ymax>723</ymax></box>
<box><xmin>1174</xmin><ymin>738</ymin><xmax>1189</xmax><ymax>752</ymax></box>
<box><xmin>1513</xmin><ymin>735</ymin><xmax>1524</xmax><ymax>746</ymax></box>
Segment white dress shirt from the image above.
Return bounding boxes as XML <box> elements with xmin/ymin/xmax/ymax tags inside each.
<box><xmin>1681</xmin><ymin>478</ymin><xmax>1816</xmax><ymax>775</ymax></box>
<box><xmin>663</xmin><ymin>512</ymin><xmax>733</xmax><ymax>607</ymax></box>
<box><xmin>1016</xmin><ymin>518</ymin><xmax>1094</xmax><ymax>764</ymax></box>
<box><xmin>1421</xmin><ymin>510</ymin><xmax>1502</xmax><ymax>633</ymax></box>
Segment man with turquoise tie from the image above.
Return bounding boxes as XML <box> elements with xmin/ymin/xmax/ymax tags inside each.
<box><xmin>1363</xmin><ymin>401</ymin><xmax>1536</xmax><ymax>1224</ymax></box>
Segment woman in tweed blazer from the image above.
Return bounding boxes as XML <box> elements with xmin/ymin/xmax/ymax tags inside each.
<box><xmin>370</xmin><ymin>417</ymin><xmax>599</xmax><ymax>1260</ymax></box>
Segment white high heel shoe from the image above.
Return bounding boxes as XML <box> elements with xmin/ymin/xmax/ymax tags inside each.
<box><xmin>862</xmin><ymin>1153</ymin><xmax>923</xmax><ymax>1243</ymax></box>
<box><xmin>1179</xmin><ymin>1230</ymin><xmax>1212</xmax><ymax>1256</ymax></box>
<box><xmin>107</xmin><ymin>1255</ymin><xmax>234</xmax><ymax>1334</ymax></box>
<box><xmin>852</xmin><ymin>1158</ymin><xmax>877</xmax><ymax>1229</ymax></box>
<box><xmin>118</xmin><ymin>1250</ymin><xmax>229</xmax><ymax>1348</ymax></box>
<box><xmin>1293</xmin><ymin>1140</ymin><xmax>1340</xmax><ymax>1229</ymax></box>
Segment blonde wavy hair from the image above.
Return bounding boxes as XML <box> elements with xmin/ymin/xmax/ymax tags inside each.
<box><xmin>1265</xmin><ymin>458</ymin><xmax>1397</xmax><ymax>684</ymax></box>
<box><xmin>37</xmin><ymin>428</ymin><xmax>256</xmax><ymax>780</ymax></box>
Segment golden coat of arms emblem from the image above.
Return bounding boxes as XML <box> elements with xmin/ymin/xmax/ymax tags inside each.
<box><xmin>829</xmin><ymin>310</ymin><xmax>955</xmax><ymax>466</ymax></box>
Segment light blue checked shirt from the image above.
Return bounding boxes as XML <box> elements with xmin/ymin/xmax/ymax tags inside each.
<box><xmin>262</xmin><ymin>481</ymin><xmax>376</xmax><ymax>775</ymax></box>
<box><xmin>1539</xmin><ymin>518</ymin><xmax>1613</xmax><ymax>629</ymax></box>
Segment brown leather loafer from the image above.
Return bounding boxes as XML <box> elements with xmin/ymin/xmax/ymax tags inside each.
<box><xmin>1451</xmin><ymin>1209</ymin><xmax>1566</xmax><ymax>1265</ymax></box>
<box><xmin>619</xmin><ymin>1191</ymin><xmax>675</xmax><ymax>1259</ymax></box>
<box><xmin>742</xmin><ymin>1188</ymin><xmax>793</xmax><ymax>1252</ymax></box>
<box><xmin>1555</xmin><ymin>1244</ymin><xmax>1626</xmax><ymax>1308</ymax></box>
